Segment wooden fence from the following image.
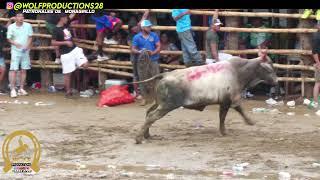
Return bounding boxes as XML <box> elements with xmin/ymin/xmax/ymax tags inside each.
<box><xmin>0</xmin><ymin>9</ymin><xmax>317</xmax><ymax>97</ymax></box>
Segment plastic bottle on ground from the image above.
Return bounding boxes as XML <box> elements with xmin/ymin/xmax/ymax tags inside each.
<box><xmin>48</xmin><ymin>86</ymin><xmax>56</xmax><ymax>93</ymax></box>
<box><xmin>308</xmin><ymin>99</ymin><xmax>314</xmax><ymax>109</ymax></box>
<box><xmin>278</xmin><ymin>171</ymin><xmax>291</xmax><ymax>180</ymax></box>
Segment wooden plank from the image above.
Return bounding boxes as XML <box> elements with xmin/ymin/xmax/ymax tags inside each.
<box><xmin>110</xmin><ymin>9</ymin><xmax>318</xmax><ymax>19</ymax></box>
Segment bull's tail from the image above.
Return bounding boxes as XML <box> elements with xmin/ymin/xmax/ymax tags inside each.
<box><xmin>126</xmin><ymin>73</ymin><xmax>165</xmax><ymax>85</ymax></box>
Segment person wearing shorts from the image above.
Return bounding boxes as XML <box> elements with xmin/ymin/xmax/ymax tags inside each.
<box><xmin>6</xmin><ymin>11</ymin><xmax>33</xmax><ymax>98</ymax></box>
<box><xmin>91</xmin><ymin>11</ymin><xmax>122</xmax><ymax>61</ymax></box>
<box><xmin>51</xmin><ymin>13</ymin><xmax>88</xmax><ymax>98</ymax></box>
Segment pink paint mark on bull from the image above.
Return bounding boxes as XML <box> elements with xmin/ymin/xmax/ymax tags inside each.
<box><xmin>187</xmin><ymin>63</ymin><xmax>227</xmax><ymax>81</ymax></box>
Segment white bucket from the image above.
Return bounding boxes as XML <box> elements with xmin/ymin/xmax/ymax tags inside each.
<box><xmin>105</xmin><ymin>79</ymin><xmax>127</xmax><ymax>89</ymax></box>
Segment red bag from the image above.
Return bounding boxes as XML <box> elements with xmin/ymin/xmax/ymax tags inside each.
<box><xmin>97</xmin><ymin>85</ymin><xmax>135</xmax><ymax>107</ymax></box>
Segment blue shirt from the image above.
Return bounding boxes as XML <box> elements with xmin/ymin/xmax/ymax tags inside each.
<box><xmin>208</xmin><ymin>16</ymin><xmax>213</xmax><ymax>26</ymax></box>
<box><xmin>132</xmin><ymin>32</ymin><xmax>160</xmax><ymax>61</ymax></box>
<box><xmin>172</xmin><ymin>9</ymin><xmax>191</xmax><ymax>33</ymax></box>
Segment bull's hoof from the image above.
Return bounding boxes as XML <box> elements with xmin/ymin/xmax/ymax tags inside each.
<box><xmin>219</xmin><ymin>130</ymin><xmax>227</xmax><ymax>136</ymax></box>
<box><xmin>246</xmin><ymin>119</ymin><xmax>255</xmax><ymax>126</ymax></box>
<box><xmin>143</xmin><ymin>129</ymin><xmax>151</xmax><ymax>139</ymax></box>
<box><xmin>135</xmin><ymin>136</ymin><xmax>143</xmax><ymax>144</ymax></box>
<box><xmin>144</xmin><ymin>132</ymin><xmax>151</xmax><ymax>139</ymax></box>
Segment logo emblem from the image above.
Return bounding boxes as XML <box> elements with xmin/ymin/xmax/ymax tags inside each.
<box><xmin>2</xmin><ymin>130</ymin><xmax>41</xmax><ymax>173</ymax></box>
<box><xmin>63</xmin><ymin>28</ymin><xmax>72</xmax><ymax>40</ymax></box>
<box><xmin>6</xmin><ymin>2</ymin><xmax>14</xmax><ymax>10</ymax></box>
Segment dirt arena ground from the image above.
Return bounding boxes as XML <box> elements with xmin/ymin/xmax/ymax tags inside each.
<box><xmin>0</xmin><ymin>92</ymin><xmax>319</xmax><ymax>179</ymax></box>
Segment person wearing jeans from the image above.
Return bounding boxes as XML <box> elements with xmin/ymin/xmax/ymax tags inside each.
<box><xmin>128</xmin><ymin>10</ymin><xmax>151</xmax><ymax>100</ymax></box>
<box><xmin>131</xmin><ymin>20</ymin><xmax>161</xmax><ymax>106</ymax></box>
<box><xmin>130</xmin><ymin>53</ymin><xmax>142</xmax><ymax>98</ymax></box>
<box><xmin>172</xmin><ymin>9</ymin><xmax>203</xmax><ymax>67</ymax></box>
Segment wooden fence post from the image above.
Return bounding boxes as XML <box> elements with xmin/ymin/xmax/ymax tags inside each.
<box><xmin>98</xmin><ymin>63</ymin><xmax>108</xmax><ymax>90</ymax></box>
<box><xmin>297</xmin><ymin>11</ymin><xmax>314</xmax><ymax>98</ymax></box>
<box><xmin>38</xmin><ymin>14</ymin><xmax>52</xmax><ymax>91</ymax></box>
<box><xmin>225</xmin><ymin>12</ymin><xmax>240</xmax><ymax>50</ymax></box>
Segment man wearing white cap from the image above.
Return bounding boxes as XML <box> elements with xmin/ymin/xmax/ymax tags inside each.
<box><xmin>205</xmin><ymin>18</ymin><xmax>233</xmax><ymax>64</ymax></box>
<box><xmin>131</xmin><ymin>20</ymin><xmax>160</xmax><ymax>67</ymax></box>
<box><xmin>131</xmin><ymin>20</ymin><xmax>161</xmax><ymax>105</ymax></box>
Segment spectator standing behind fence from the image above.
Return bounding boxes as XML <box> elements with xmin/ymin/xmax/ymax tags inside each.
<box><xmin>205</xmin><ymin>17</ymin><xmax>220</xmax><ymax>64</ymax></box>
<box><xmin>205</xmin><ymin>21</ymin><xmax>234</xmax><ymax>64</ymax></box>
<box><xmin>0</xmin><ymin>24</ymin><xmax>6</xmax><ymax>93</ymax></box>
<box><xmin>128</xmin><ymin>10</ymin><xmax>150</xmax><ymax>100</ymax></box>
<box><xmin>91</xmin><ymin>10</ymin><xmax>122</xmax><ymax>61</ymax></box>
<box><xmin>0</xmin><ymin>17</ymin><xmax>13</xmax><ymax>93</ymax></box>
<box><xmin>248</xmin><ymin>17</ymin><xmax>272</xmax><ymax>50</ymax></box>
<box><xmin>131</xmin><ymin>20</ymin><xmax>161</xmax><ymax>106</ymax></box>
<box><xmin>51</xmin><ymin>13</ymin><xmax>89</xmax><ymax>98</ymax></box>
<box><xmin>46</xmin><ymin>14</ymin><xmax>77</xmax><ymax>64</ymax></box>
<box><xmin>242</xmin><ymin>17</ymin><xmax>272</xmax><ymax>98</ymax></box>
<box><xmin>172</xmin><ymin>9</ymin><xmax>204</xmax><ymax>67</ymax></box>
<box><xmin>6</xmin><ymin>11</ymin><xmax>33</xmax><ymax>98</ymax></box>
<box><xmin>127</xmin><ymin>10</ymin><xmax>150</xmax><ymax>46</ymax></box>
<box><xmin>310</xmin><ymin>21</ymin><xmax>320</xmax><ymax>108</ymax></box>
<box><xmin>159</xmin><ymin>32</ymin><xmax>180</xmax><ymax>66</ymax></box>
<box><xmin>205</xmin><ymin>10</ymin><xmax>234</xmax><ymax>64</ymax></box>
